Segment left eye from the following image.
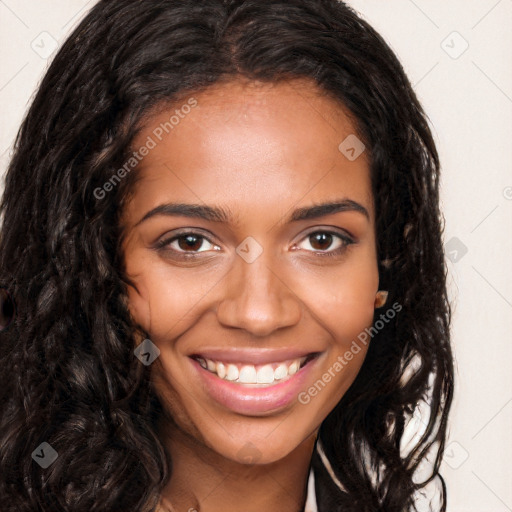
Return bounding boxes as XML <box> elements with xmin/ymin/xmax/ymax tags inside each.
<box><xmin>295</xmin><ymin>231</ymin><xmax>353</xmax><ymax>253</ymax></box>
<box><xmin>166</xmin><ymin>234</ymin><xmax>219</xmax><ymax>253</ymax></box>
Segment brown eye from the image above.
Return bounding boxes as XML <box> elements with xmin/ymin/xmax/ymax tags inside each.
<box><xmin>295</xmin><ymin>230</ymin><xmax>354</xmax><ymax>256</ymax></box>
<box><xmin>309</xmin><ymin>232</ymin><xmax>333</xmax><ymax>251</ymax></box>
<box><xmin>156</xmin><ymin>231</ymin><xmax>221</xmax><ymax>256</ymax></box>
<box><xmin>177</xmin><ymin>234</ymin><xmax>205</xmax><ymax>252</ymax></box>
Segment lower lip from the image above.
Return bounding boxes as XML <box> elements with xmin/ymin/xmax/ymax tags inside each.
<box><xmin>189</xmin><ymin>356</ymin><xmax>319</xmax><ymax>416</ymax></box>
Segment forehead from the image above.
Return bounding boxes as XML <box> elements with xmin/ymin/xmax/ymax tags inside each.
<box><xmin>125</xmin><ymin>78</ymin><xmax>373</xmax><ymax>225</ymax></box>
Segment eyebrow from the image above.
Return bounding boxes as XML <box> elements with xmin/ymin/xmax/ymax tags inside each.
<box><xmin>135</xmin><ymin>198</ymin><xmax>369</xmax><ymax>226</ymax></box>
<box><xmin>290</xmin><ymin>199</ymin><xmax>369</xmax><ymax>222</ymax></box>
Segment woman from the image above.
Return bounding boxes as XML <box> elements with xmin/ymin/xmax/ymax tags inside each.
<box><xmin>0</xmin><ymin>1</ymin><xmax>454</xmax><ymax>510</ymax></box>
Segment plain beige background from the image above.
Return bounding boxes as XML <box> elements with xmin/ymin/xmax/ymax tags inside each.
<box><xmin>1</xmin><ymin>1</ymin><xmax>511</xmax><ymax>510</ymax></box>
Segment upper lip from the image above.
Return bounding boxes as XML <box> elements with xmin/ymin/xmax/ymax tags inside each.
<box><xmin>189</xmin><ymin>348</ymin><xmax>321</xmax><ymax>365</ymax></box>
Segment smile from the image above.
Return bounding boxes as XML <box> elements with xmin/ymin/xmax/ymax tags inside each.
<box><xmin>192</xmin><ymin>355</ymin><xmax>315</xmax><ymax>386</ymax></box>
<box><xmin>188</xmin><ymin>349</ymin><xmax>322</xmax><ymax>415</ymax></box>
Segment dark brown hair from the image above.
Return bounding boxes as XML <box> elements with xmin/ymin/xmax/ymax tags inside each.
<box><xmin>0</xmin><ymin>1</ymin><xmax>453</xmax><ymax>510</ymax></box>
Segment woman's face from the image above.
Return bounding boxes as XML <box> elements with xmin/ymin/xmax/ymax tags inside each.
<box><xmin>122</xmin><ymin>79</ymin><xmax>379</xmax><ymax>464</ymax></box>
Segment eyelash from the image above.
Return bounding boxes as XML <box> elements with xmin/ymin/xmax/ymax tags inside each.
<box><xmin>155</xmin><ymin>229</ymin><xmax>355</xmax><ymax>259</ymax></box>
<box><xmin>295</xmin><ymin>230</ymin><xmax>355</xmax><ymax>258</ymax></box>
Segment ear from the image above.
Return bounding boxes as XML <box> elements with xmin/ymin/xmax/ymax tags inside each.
<box><xmin>374</xmin><ymin>290</ymin><xmax>388</xmax><ymax>309</ymax></box>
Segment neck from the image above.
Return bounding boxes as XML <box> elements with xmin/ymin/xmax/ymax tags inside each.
<box><xmin>158</xmin><ymin>422</ymin><xmax>317</xmax><ymax>512</ymax></box>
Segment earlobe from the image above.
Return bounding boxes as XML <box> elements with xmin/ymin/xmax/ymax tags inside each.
<box><xmin>374</xmin><ymin>290</ymin><xmax>388</xmax><ymax>309</ymax></box>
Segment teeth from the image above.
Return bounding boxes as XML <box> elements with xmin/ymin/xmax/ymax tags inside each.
<box><xmin>197</xmin><ymin>355</ymin><xmax>309</xmax><ymax>385</ymax></box>
<box><xmin>274</xmin><ymin>364</ymin><xmax>288</xmax><ymax>380</ymax></box>
<box><xmin>226</xmin><ymin>364</ymin><xmax>239</xmax><ymax>381</ymax></box>
<box><xmin>239</xmin><ymin>365</ymin><xmax>257</xmax><ymax>383</ymax></box>
<box><xmin>288</xmin><ymin>361</ymin><xmax>299</xmax><ymax>375</ymax></box>
<box><xmin>257</xmin><ymin>365</ymin><xmax>274</xmax><ymax>384</ymax></box>
<box><xmin>216</xmin><ymin>362</ymin><xmax>226</xmax><ymax>379</ymax></box>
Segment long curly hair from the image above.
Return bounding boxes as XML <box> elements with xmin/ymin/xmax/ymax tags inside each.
<box><xmin>0</xmin><ymin>1</ymin><xmax>454</xmax><ymax>510</ymax></box>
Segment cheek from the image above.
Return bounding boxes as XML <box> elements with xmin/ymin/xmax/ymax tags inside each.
<box><xmin>125</xmin><ymin>251</ymin><xmax>220</xmax><ymax>341</ymax></box>
<box><xmin>296</xmin><ymin>255</ymin><xmax>378</xmax><ymax>344</ymax></box>
<box><xmin>322</xmin><ymin>280</ymin><xmax>376</xmax><ymax>346</ymax></box>
<box><xmin>126</xmin><ymin>276</ymin><xmax>151</xmax><ymax>333</ymax></box>
<box><xmin>292</xmin><ymin>261</ymin><xmax>377</xmax><ymax>418</ymax></box>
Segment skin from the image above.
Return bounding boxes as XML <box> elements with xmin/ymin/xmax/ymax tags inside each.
<box><xmin>122</xmin><ymin>78</ymin><xmax>380</xmax><ymax>512</ymax></box>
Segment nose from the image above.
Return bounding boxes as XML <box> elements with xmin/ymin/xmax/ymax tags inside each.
<box><xmin>216</xmin><ymin>255</ymin><xmax>302</xmax><ymax>337</ymax></box>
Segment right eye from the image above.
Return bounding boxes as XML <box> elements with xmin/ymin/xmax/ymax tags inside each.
<box><xmin>155</xmin><ymin>231</ymin><xmax>222</xmax><ymax>258</ymax></box>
